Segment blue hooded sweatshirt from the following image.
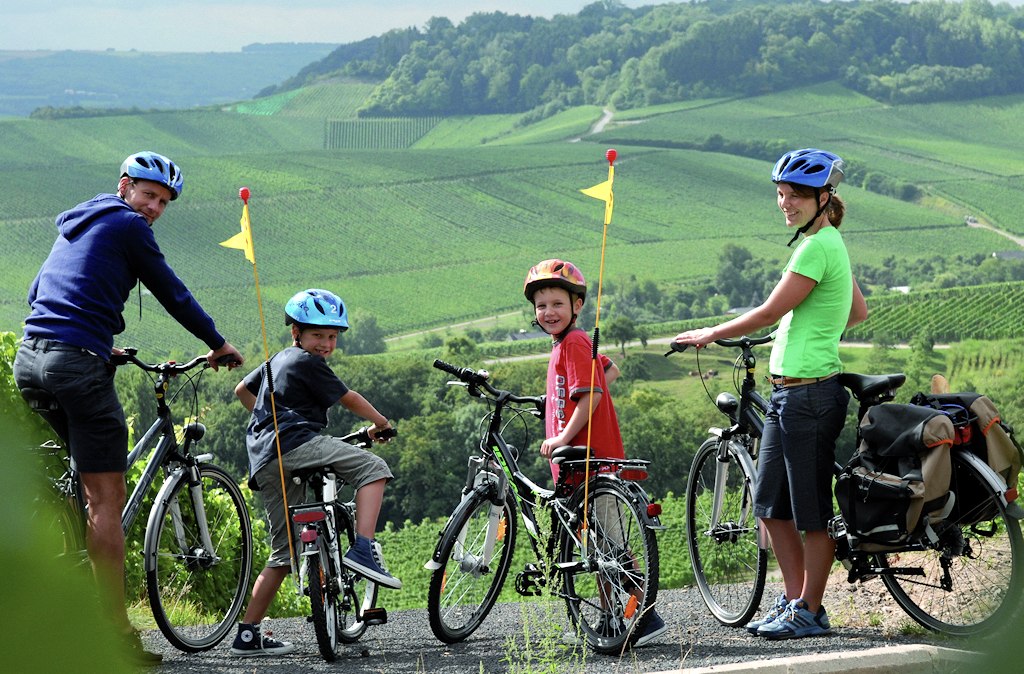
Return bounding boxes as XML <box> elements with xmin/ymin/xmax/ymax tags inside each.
<box><xmin>23</xmin><ymin>193</ymin><xmax>223</xmax><ymax>359</ymax></box>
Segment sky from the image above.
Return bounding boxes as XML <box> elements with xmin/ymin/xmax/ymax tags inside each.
<box><xmin>2</xmin><ymin>1</ymin><xmax>651</xmax><ymax>53</ymax></box>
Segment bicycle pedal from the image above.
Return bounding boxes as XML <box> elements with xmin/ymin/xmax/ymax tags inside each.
<box><xmin>363</xmin><ymin>607</ymin><xmax>388</xmax><ymax>625</ymax></box>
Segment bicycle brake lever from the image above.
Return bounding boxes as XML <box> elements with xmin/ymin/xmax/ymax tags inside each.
<box><xmin>664</xmin><ymin>342</ymin><xmax>690</xmax><ymax>357</ymax></box>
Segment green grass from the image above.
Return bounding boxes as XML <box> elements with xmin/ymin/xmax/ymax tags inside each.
<box><xmin>3</xmin><ymin>83</ymin><xmax>1024</xmax><ymax>357</ymax></box>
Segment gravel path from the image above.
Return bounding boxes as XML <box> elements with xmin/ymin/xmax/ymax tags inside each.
<box><xmin>145</xmin><ymin>578</ymin><xmax>951</xmax><ymax>673</ymax></box>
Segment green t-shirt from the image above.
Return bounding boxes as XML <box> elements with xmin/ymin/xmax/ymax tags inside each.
<box><xmin>769</xmin><ymin>226</ymin><xmax>852</xmax><ymax>377</ymax></box>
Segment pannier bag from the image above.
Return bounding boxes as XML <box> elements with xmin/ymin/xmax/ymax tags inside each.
<box><xmin>835</xmin><ymin>404</ymin><xmax>954</xmax><ymax>551</ymax></box>
<box><xmin>909</xmin><ymin>391</ymin><xmax>1023</xmax><ymax>524</ymax></box>
<box><xmin>909</xmin><ymin>392</ymin><xmax>1022</xmax><ymax>488</ymax></box>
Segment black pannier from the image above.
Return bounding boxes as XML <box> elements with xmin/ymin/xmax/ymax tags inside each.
<box><xmin>835</xmin><ymin>404</ymin><xmax>954</xmax><ymax>551</ymax></box>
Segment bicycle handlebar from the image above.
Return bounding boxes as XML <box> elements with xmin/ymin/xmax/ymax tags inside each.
<box><xmin>664</xmin><ymin>332</ymin><xmax>775</xmax><ymax>357</ymax></box>
<box><xmin>433</xmin><ymin>359</ymin><xmax>544</xmax><ymax>410</ymax></box>
<box><xmin>340</xmin><ymin>426</ymin><xmax>398</xmax><ymax>448</ymax></box>
<box><xmin>110</xmin><ymin>347</ymin><xmax>239</xmax><ymax>374</ymax></box>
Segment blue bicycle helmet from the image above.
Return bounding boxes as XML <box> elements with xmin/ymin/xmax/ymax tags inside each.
<box><xmin>772</xmin><ymin>148</ymin><xmax>844</xmax><ymax>190</ymax></box>
<box><xmin>120</xmin><ymin>151</ymin><xmax>184</xmax><ymax>200</ymax></box>
<box><xmin>284</xmin><ymin>289</ymin><xmax>349</xmax><ymax>330</ymax></box>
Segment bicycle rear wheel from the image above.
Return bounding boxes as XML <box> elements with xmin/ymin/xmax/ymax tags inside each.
<box><xmin>145</xmin><ymin>464</ymin><xmax>253</xmax><ymax>652</ymax></box>
<box><xmin>560</xmin><ymin>478</ymin><xmax>659</xmax><ymax>655</ymax></box>
<box><xmin>308</xmin><ymin>537</ymin><xmax>340</xmax><ymax>661</ymax></box>
<box><xmin>686</xmin><ymin>437</ymin><xmax>767</xmax><ymax>627</ymax></box>
<box><xmin>427</xmin><ymin>490</ymin><xmax>518</xmax><ymax>643</ymax></box>
<box><xmin>876</xmin><ymin>453</ymin><xmax>1024</xmax><ymax>636</ymax></box>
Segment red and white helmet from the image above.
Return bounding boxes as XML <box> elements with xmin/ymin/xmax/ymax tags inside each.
<box><xmin>523</xmin><ymin>259</ymin><xmax>587</xmax><ymax>303</ymax></box>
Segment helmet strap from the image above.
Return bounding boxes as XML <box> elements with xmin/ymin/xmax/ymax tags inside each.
<box><xmin>786</xmin><ymin>189</ymin><xmax>831</xmax><ymax>247</ymax></box>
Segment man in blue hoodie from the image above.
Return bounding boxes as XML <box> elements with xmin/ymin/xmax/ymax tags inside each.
<box><xmin>13</xmin><ymin>151</ymin><xmax>244</xmax><ymax>664</ymax></box>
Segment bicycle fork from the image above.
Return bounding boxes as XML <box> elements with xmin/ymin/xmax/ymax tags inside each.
<box><xmin>144</xmin><ymin>459</ymin><xmax>218</xmax><ymax>572</ymax></box>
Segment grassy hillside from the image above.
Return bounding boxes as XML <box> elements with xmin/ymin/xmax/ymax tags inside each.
<box><xmin>2</xmin><ymin>82</ymin><xmax>1022</xmax><ymax>359</ymax></box>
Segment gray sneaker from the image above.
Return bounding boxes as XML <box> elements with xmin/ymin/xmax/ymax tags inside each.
<box><xmin>744</xmin><ymin>593</ymin><xmax>788</xmax><ymax>635</ymax></box>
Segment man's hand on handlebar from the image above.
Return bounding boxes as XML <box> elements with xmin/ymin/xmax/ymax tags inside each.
<box><xmin>207</xmin><ymin>342</ymin><xmax>244</xmax><ymax>371</ymax></box>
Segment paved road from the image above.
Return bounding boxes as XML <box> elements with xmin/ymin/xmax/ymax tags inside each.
<box><xmin>145</xmin><ymin>584</ymin><xmax>954</xmax><ymax>674</ymax></box>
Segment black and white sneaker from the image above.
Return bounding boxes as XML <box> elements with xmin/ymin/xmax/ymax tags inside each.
<box><xmin>229</xmin><ymin>622</ymin><xmax>295</xmax><ymax>657</ymax></box>
<box><xmin>343</xmin><ymin>536</ymin><xmax>402</xmax><ymax>589</ymax></box>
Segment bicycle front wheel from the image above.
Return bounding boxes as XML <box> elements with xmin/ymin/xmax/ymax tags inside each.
<box><xmin>686</xmin><ymin>437</ymin><xmax>767</xmax><ymax>627</ymax></box>
<box><xmin>308</xmin><ymin>538</ymin><xmax>340</xmax><ymax>661</ymax></box>
<box><xmin>876</xmin><ymin>453</ymin><xmax>1024</xmax><ymax>636</ymax></box>
<box><xmin>427</xmin><ymin>490</ymin><xmax>518</xmax><ymax>643</ymax></box>
<box><xmin>560</xmin><ymin>478</ymin><xmax>659</xmax><ymax>655</ymax></box>
<box><xmin>145</xmin><ymin>464</ymin><xmax>253</xmax><ymax>652</ymax></box>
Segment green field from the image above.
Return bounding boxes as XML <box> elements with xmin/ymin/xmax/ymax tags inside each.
<box><xmin>3</xmin><ymin>82</ymin><xmax>1023</xmax><ymax>359</ymax></box>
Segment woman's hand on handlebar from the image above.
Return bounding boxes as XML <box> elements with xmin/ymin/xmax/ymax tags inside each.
<box><xmin>673</xmin><ymin>327</ymin><xmax>717</xmax><ymax>349</ymax></box>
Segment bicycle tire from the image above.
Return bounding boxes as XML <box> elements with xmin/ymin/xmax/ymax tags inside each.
<box><xmin>686</xmin><ymin>436</ymin><xmax>767</xmax><ymax>627</ymax></box>
<box><xmin>560</xmin><ymin>477</ymin><xmax>659</xmax><ymax>655</ymax></box>
<box><xmin>145</xmin><ymin>463</ymin><xmax>253</xmax><ymax>652</ymax></box>
<box><xmin>427</xmin><ymin>489</ymin><xmax>518</xmax><ymax>643</ymax></box>
<box><xmin>876</xmin><ymin>453</ymin><xmax>1024</xmax><ymax>636</ymax></box>
<box><xmin>336</xmin><ymin>507</ymin><xmax>379</xmax><ymax>644</ymax></box>
<box><xmin>308</xmin><ymin>538</ymin><xmax>340</xmax><ymax>661</ymax></box>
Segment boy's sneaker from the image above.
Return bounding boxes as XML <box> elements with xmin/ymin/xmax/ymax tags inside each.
<box><xmin>343</xmin><ymin>536</ymin><xmax>402</xmax><ymax>589</ymax></box>
<box><xmin>744</xmin><ymin>593</ymin><xmax>788</xmax><ymax>635</ymax></box>
<box><xmin>757</xmin><ymin>599</ymin><xmax>831</xmax><ymax>640</ymax></box>
<box><xmin>230</xmin><ymin>622</ymin><xmax>295</xmax><ymax>657</ymax></box>
<box><xmin>634</xmin><ymin>609</ymin><xmax>668</xmax><ymax>647</ymax></box>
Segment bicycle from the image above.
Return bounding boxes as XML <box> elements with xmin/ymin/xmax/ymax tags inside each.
<box><xmin>425</xmin><ymin>359</ymin><xmax>663</xmax><ymax>654</ymax></box>
<box><xmin>668</xmin><ymin>335</ymin><xmax>1024</xmax><ymax>636</ymax></box>
<box><xmin>26</xmin><ymin>347</ymin><xmax>253</xmax><ymax>652</ymax></box>
<box><xmin>288</xmin><ymin>425</ymin><xmax>395</xmax><ymax>661</ymax></box>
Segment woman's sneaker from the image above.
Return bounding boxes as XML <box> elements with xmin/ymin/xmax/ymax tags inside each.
<box><xmin>756</xmin><ymin>599</ymin><xmax>831</xmax><ymax>640</ymax></box>
<box><xmin>744</xmin><ymin>593</ymin><xmax>788</xmax><ymax>635</ymax></box>
<box><xmin>230</xmin><ymin>622</ymin><xmax>295</xmax><ymax>657</ymax></box>
<box><xmin>343</xmin><ymin>536</ymin><xmax>402</xmax><ymax>589</ymax></box>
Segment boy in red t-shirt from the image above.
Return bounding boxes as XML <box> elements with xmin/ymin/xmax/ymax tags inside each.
<box><xmin>523</xmin><ymin>258</ymin><xmax>667</xmax><ymax>646</ymax></box>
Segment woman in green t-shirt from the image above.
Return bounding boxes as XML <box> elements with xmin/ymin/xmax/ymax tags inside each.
<box><xmin>673</xmin><ymin>148</ymin><xmax>867</xmax><ymax>640</ymax></box>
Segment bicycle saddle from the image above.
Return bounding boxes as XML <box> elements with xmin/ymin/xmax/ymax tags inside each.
<box><xmin>20</xmin><ymin>387</ymin><xmax>59</xmax><ymax>412</ymax></box>
<box><xmin>551</xmin><ymin>445</ymin><xmax>589</xmax><ymax>464</ymax></box>
<box><xmin>838</xmin><ymin>372</ymin><xmax>906</xmax><ymax>402</ymax></box>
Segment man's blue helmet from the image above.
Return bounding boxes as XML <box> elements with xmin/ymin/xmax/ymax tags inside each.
<box><xmin>120</xmin><ymin>151</ymin><xmax>184</xmax><ymax>200</ymax></box>
<box><xmin>772</xmin><ymin>148</ymin><xmax>844</xmax><ymax>190</ymax></box>
<box><xmin>284</xmin><ymin>289</ymin><xmax>349</xmax><ymax>330</ymax></box>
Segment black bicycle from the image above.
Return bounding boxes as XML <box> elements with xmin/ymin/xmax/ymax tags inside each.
<box><xmin>27</xmin><ymin>348</ymin><xmax>253</xmax><ymax>652</ymax></box>
<box><xmin>425</xmin><ymin>359</ymin><xmax>662</xmax><ymax>654</ymax></box>
<box><xmin>289</xmin><ymin>426</ymin><xmax>394</xmax><ymax>661</ymax></box>
<box><xmin>669</xmin><ymin>335</ymin><xmax>1024</xmax><ymax>637</ymax></box>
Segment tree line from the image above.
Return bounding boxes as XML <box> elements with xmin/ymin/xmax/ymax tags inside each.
<box><xmin>272</xmin><ymin>0</ymin><xmax>1024</xmax><ymax>118</ymax></box>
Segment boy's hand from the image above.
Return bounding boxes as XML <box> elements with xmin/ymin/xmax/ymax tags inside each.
<box><xmin>369</xmin><ymin>420</ymin><xmax>393</xmax><ymax>442</ymax></box>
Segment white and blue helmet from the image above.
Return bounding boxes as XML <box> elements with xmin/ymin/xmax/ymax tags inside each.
<box><xmin>120</xmin><ymin>151</ymin><xmax>184</xmax><ymax>200</ymax></box>
<box><xmin>284</xmin><ymin>289</ymin><xmax>349</xmax><ymax>331</ymax></box>
<box><xmin>772</xmin><ymin>148</ymin><xmax>844</xmax><ymax>190</ymax></box>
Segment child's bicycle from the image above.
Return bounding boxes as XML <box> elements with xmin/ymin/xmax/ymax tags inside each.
<box><xmin>288</xmin><ymin>425</ymin><xmax>396</xmax><ymax>661</ymax></box>
<box><xmin>667</xmin><ymin>335</ymin><xmax>1024</xmax><ymax>637</ymax></box>
<box><xmin>26</xmin><ymin>347</ymin><xmax>253</xmax><ymax>652</ymax></box>
<box><xmin>425</xmin><ymin>359</ymin><xmax>663</xmax><ymax>654</ymax></box>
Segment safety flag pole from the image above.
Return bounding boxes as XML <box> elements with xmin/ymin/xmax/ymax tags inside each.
<box><xmin>578</xmin><ymin>148</ymin><xmax>617</xmax><ymax>553</ymax></box>
<box><xmin>220</xmin><ymin>187</ymin><xmax>298</xmax><ymax>580</ymax></box>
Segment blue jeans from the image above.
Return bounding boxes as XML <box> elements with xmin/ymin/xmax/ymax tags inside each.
<box><xmin>754</xmin><ymin>377</ymin><xmax>849</xmax><ymax>531</ymax></box>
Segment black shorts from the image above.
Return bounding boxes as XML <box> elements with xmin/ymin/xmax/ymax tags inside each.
<box><xmin>14</xmin><ymin>338</ymin><xmax>128</xmax><ymax>473</ymax></box>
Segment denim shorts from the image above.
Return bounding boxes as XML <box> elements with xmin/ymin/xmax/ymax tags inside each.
<box><xmin>754</xmin><ymin>377</ymin><xmax>849</xmax><ymax>531</ymax></box>
<box><xmin>13</xmin><ymin>338</ymin><xmax>128</xmax><ymax>473</ymax></box>
<box><xmin>254</xmin><ymin>434</ymin><xmax>393</xmax><ymax>568</ymax></box>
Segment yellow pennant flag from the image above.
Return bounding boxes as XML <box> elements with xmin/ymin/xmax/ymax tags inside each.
<box><xmin>580</xmin><ymin>176</ymin><xmax>614</xmax><ymax>225</ymax></box>
<box><xmin>220</xmin><ymin>200</ymin><xmax>255</xmax><ymax>264</ymax></box>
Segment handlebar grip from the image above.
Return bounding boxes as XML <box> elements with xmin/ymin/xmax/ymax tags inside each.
<box><xmin>433</xmin><ymin>359</ymin><xmax>485</xmax><ymax>383</ymax></box>
<box><xmin>664</xmin><ymin>341</ymin><xmax>690</xmax><ymax>357</ymax></box>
